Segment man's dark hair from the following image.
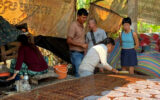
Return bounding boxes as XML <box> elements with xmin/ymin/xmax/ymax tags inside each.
<box><xmin>122</xmin><ymin>17</ymin><xmax>132</xmax><ymax>25</ymax></box>
<box><xmin>99</xmin><ymin>38</ymin><xmax>115</xmax><ymax>45</ymax></box>
<box><xmin>77</xmin><ymin>8</ymin><xmax>88</xmax><ymax>16</ymax></box>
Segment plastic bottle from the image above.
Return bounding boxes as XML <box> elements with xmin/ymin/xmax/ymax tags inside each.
<box><xmin>24</xmin><ymin>73</ymin><xmax>29</xmax><ymax>81</ymax></box>
<box><xmin>22</xmin><ymin>73</ymin><xmax>31</xmax><ymax>91</ymax></box>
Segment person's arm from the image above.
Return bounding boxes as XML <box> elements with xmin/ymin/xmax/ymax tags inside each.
<box><xmin>67</xmin><ymin>37</ymin><xmax>87</xmax><ymax>49</ymax></box>
<box><xmin>84</xmin><ymin>33</ymin><xmax>89</xmax><ymax>54</ymax></box>
<box><xmin>67</xmin><ymin>23</ymin><xmax>87</xmax><ymax>49</ymax></box>
<box><xmin>7</xmin><ymin>47</ymin><xmax>25</xmax><ymax>81</ymax></box>
<box><xmin>98</xmin><ymin>64</ymin><xmax>118</xmax><ymax>73</ymax></box>
<box><xmin>85</xmin><ymin>33</ymin><xmax>89</xmax><ymax>44</ymax></box>
<box><xmin>6</xmin><ymin>73</ymin><xmax>18</xmax><ymax>81</ymax></box>
<box><xmin>98</xmin><ymin>47</ymin><xmax>118</xmax><ymax>73</ymax></box>
<box><xmin>119</xmin><ymin>32</ymin><xmax>122</xmax><ymax>46</ymax></box>
<box><xmin>102</xmin><ymin>61</ymin><xmax>118</xmax><ymax>74</ymax></box>
<box><xmin>133</xmin><ymin>32</ymin><xmax>139</xmax><ymax>49</ymax></box>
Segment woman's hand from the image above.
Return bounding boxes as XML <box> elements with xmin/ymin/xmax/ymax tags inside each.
<box><xmin>134</xmin><ymin>45</ymin><xmax>139</xmax><ymax>50</ymax></box>
<box><xmin>6</xmin><ymin>73</ymin><xmax>17</xmax><ymax>81</ymax></box>
<box><xmin>6</xmin><ymin>76</ymin><xmax>15</xmax><ymax>81</ymax></box>
<box><xmin>99</xmin><ymin>68</ymin><xmax>104</xmax><ymax>73</ymax></box>
<box><xmin>112</xmin><ymin>68</ymin><xmax>119</xmax><ymax>74</ymax></box>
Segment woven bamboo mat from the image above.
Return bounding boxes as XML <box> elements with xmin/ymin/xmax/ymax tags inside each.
<box><xmin>1</xmin><ymin>74</ymin><xmax>149</xmax><ymax>100</ymax></box>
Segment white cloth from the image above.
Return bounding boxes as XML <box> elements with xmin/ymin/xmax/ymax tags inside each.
<box><xmin>79</xmin><ymin>44</ymin><xmax>112</xmax><ymax>73</ymax></box>
<box><xmin>22</xmin><ymin>32</ymin><xmax>29</xmax><ymax>35</ymax></box>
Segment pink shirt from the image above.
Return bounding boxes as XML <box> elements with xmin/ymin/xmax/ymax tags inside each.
<box><xmin>67</xmin><ymin>21</ymin><xmax>85</xmax><ymax>52</ymax></box>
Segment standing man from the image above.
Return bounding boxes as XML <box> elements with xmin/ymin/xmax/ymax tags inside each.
<box><xmin>86</xmin><ymin>18</ymin><xmax>107</xmax><ymax>51</ymax></box>
<box><xmin>67</xmin><ymin>8</ymin><xmax>88</xmax><ymax>77</ymax></box>
<box><xmin>86</xmin><ymin>18</ymin><xmax>107</xmax><ymax>73</ymax></box>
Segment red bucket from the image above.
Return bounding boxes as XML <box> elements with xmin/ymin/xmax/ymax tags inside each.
<box><xmin>0</xmin><ymin>72</ymin><xmax>10</xmax><ymax>77</ymax></box>
<box><xmin>54</xmin><ymin>65</ymin><xmax>68</xmax><ymax>79</ymax></box>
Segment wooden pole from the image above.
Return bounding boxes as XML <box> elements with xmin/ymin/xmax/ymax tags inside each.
<box><xmin>128</xmin><ymin>0</ymin><xmax>138</xmax><ymax>32</ymax></box>
<box><xmin>0</xmin><ymin>46</ymin><xmax>6</xmax><ymax>65</ymax></box>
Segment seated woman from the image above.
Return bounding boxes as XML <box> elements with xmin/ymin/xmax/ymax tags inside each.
<box><xmin>7</xmin><ymin>35</ymin><xmax>48</xmax><ymax>80</ymax></box>
<box><xmin>79</xmin><ymin>38</ymin><xmax>118</xmax><ymax>77</ymax></box>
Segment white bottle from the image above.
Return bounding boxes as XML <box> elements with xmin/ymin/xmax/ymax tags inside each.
<box><xmin>23</xmin><ymin>73</ymin><xmax>31</xmax><ymax>91</ymax></box>
<box><xmin>24</xmin><ymin>73</ymin><xmax>29</xmax><ymax>81</ymax></box>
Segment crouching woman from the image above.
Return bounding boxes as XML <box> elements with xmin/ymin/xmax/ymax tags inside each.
<box><xmin>79</xmin><ymin>38</ymin><xmax>118</xmax><ymax>77</ymax></box>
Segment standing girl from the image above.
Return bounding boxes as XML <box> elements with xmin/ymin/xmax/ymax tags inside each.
<box><xmin>119</xmin><ymin>17</ymin><xmax>139</xmax><ymax>74</ymax></box>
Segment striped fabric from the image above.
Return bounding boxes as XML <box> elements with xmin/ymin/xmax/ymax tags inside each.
<box><xmin>108</xmin><ymin>39</ymin><xmax>121</xmax><ymax>69</ymax></box>
<box><xmin>108</xmin><ymin>38</ymin><xmax>160</xmax><ymax>78</ymax></box>
<box><xmin>136</xmin><ymin>52</ymin><xmax>160</xmax><ymax>78</ymax></box>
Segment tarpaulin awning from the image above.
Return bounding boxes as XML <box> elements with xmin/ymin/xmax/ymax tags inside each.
<box><xmin>0</xmin><ymin>16</ymin><xmax>22</xmax><ymax>46</ymax></box>
<box><xmin>87</xmin><ymin>2</ymin><xmax>123</xmax><ymax>33</ymax></box>
<box><xmin>0</xmin><ymin>0</ymin><xmax>76</xmax><ymax>38</ymax></box>
<box><xmin>93</xmin><ymin>0</ymin><xmax>160</xmax><ymax>25</ymax></box>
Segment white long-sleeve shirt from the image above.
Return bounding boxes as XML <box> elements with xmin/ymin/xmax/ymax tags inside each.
<box><xmin>79</xmin><ymin>44</ymin><xmax>112</xmax><ymax>73</ymax></box>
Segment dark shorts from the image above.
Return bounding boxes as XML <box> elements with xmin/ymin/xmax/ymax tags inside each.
<box><xmin>121</xmin><ymin>48</ymin><xmax>138</xmax><ymax>67</ymax></box>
